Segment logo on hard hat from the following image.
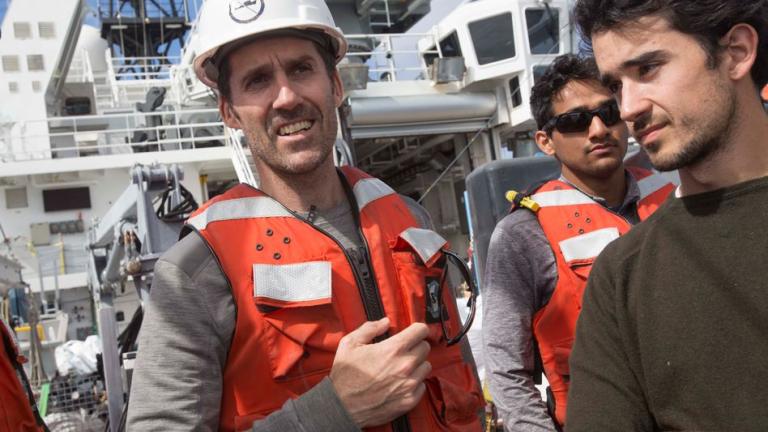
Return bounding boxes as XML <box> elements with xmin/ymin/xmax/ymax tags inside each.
<box><xmin>229</xmin><ymin>0</ymin><xmax>265</xmax><ymax>24</ymax></box>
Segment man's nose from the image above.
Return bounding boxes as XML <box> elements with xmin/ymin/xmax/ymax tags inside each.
<box><xmin>588</xmin><ymin>114</ymin><xmax>610</xmax><ymax>139</ymax></box>
<box><xmin>272</xmin><ymin>77</ymin><xmax>302</xmax><ymax>111</ymax></box>
<box><xmin>618</xmin><ymin>81</ymin><xmax>651</xmax><ymax>123</ymax></box>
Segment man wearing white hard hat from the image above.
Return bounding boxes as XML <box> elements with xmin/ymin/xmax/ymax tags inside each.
<box><xmin>126</xmin><ymin>1</ymin><xmax>484</xmax><ymax>431</ymax></box>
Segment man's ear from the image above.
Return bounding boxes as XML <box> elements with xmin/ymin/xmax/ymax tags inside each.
<box><xmin>331</xmin><ymin>70</ymin><xmax>344</xmax><ymax>107</ymax></box>
<box><xmin>534</xmin><ymin>130</ymin><xmax>556</xmax><ymax>156</ymax></box>
<box><xmin>219</xmin><ymin>96</ymin><xmax>241</xmax><ymax>129</ymax></box>
<box><xmin>721</xmin><ymin>23</ymin><xmax>758</xmax><ymax>82</ymax></box>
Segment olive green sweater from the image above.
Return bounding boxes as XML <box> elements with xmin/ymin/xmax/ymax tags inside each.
<box><xmin>567</xmin><ymin>176</ymin><xmax>768</xmax><ymax>431</ymax></box>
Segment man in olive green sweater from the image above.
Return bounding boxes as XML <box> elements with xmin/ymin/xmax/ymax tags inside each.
<box><xmin>568</xmin><ymin>1</ymin><xmax>768</xmax><ymax>430</ymax></box>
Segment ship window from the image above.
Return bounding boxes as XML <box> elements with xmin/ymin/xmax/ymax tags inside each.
<box><xmin>5</xmin><ymin>187</ymin><xmax>28</xmax><ymax>209</ymax></box>
<box><xmin>2</xmin><ymin>56</ymin><xmax>20</xmax><ymax>72</ymax></box>
<box><xmin>509</xmin><ymin>76</ymin><xmax>523</xmax><ymax>107</ymax></box>
<box><xmin>526</xmin><ymin>8</ymin><xmax>560</xmax><ymax>54</ymax></box>
<box><xmin>468</xmin><ymin>13</ymin><xmax>516</xmax><ymax>65</ymax></box>
<box><xmin>8</xmin><ymin>82</ymin><xmax>19</xmax><ymax>93</ymax></box>
<box><xmin>533</xmin><ymin>65</ymin><xmax>549</xmax><ymax>84</ymax></box>
<box><xmin>32</xmin><ymin>81</ymin><xmax>42</xmax><ymax>92</ymax></box>
<box><xmin>13</xmin><ymin>22</ymin><xmax>32</xmax><ymax>39</ymax></box>
<box><xmin>38</xmin><ymin>22</ymin><xmax>56</xmax><ymax>39</ymax></box>
<box><xmin>43</xmin><ymin>187</ymin><xmax>92</xmax><ymax>212</ymax></box>
<box><xmin>27</xmin><ymin>55</ymin><xmax>45</xmax><ymax>71</ymax></box>
<box><xmin>422</xmin><ymin>31</ymin><xmax>462</xmax><ymax>67</ymax></box>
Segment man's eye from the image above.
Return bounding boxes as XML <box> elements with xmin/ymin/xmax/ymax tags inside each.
<box><xmin>638</xmin><ymin>63</ymin><xmax>658</xmax><ymax>77</ymax></box>
<box><xmin>293</xmin><ymin>63</ymin><xmax>313</xmax><ymax>75</ymax></box>
<box><xmin>608</xmin><ymin>81</ymin><xmax>622</xmax><ymax>95</ymax></box>
<box><xmin>245</xmin><ymin>75</ymin><xmax>267</xmax><ymax>88</ymax></box>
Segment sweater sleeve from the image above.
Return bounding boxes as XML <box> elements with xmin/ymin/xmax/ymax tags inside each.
<box><xmin>127</xmin><ymin>233</ymin><xmax>360</xmax><ymax>432</ymax></box>
<box><xmin>566</xmin><ymin>244</ymin><xmax>654</xmax><ymax>432</ymax></box>
<box><xmin>482</xmin><ymin>211</ymin><xmax>558</xmax><ymax>431</ymax></box>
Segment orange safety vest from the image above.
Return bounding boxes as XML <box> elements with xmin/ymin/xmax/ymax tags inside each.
<box><xmin>0</xmin><ymin>319</ymin><xmax>45</xmax><ymax>432</ymax></box>
<box><xmin>186</xmin><ymin>166</ymin><xmax>484</xmax><ymax>432</ymax></box>
<box><xmin>530</xmin><ymin>167</ymin><xmax>673</xmax><ymax>427</ymax></box>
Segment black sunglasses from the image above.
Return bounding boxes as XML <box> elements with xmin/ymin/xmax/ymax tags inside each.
<box><xmin>543</xmin><ymin>100</ymin><xmax>621</xmax><ymax>134</ymax></box>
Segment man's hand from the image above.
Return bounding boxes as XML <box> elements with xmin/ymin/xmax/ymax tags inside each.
<box><xmin>329</xmin><ymin>318</ymin><xmax>432</xmax><ymax>428</ymax></box>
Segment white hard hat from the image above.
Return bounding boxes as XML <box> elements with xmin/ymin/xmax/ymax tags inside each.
<box><xmin>193</xmin><ymin>0</ymin><xmax>348</xmax><ymax>89</ymax></box>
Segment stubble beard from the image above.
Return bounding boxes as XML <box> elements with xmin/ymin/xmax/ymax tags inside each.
<box><xmin>244</xmin><ymin>104</ymin><xmax>338</xmax><ymax>177</ymax></box>
<box><xmin>646</xmin><ymin>84</ymin><xmax>737</xmax><ymax>172</ymax></box>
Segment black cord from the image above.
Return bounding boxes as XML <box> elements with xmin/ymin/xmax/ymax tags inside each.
<box><xmin>154</xmin><ymin>184</ymin><xmax>199</xmax><ymax>222</ymax></box>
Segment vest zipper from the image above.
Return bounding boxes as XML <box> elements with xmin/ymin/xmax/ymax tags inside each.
<box><xmin>289</xmin><ymin>172</ymin><xmax>411</xmax><ymax>432</ymax></box>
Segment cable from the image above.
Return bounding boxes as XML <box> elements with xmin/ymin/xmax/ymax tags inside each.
<box><xmin>153</xmin><ymin>183</ymin><xmax>199</xmax><ymax>222</ymax></box>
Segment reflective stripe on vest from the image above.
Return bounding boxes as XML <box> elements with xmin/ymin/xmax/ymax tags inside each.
<box><xmin>252</xmin><ymin>261</ymin><xmax>332</xmax><ymax>307</ymax></box>
<box><xmin>637</xmin><ymin>172</ymin><xmax>672</xmax><ymax>200</ymax></box>
<box><xmin>531</xmin><ymin>172</ymin><xmax>672</xmax><ymax>209</ymax></box>
<box><xmin>187</xmin><ymin>197</ymin><xmax>292</xmax><ymax>230</ymax></box>
<box><xmin>353</xmin><ymin>177</ymin><xmax>396</xmax><ymax>209</ymax></box>
<box><xmin>530</xmin><ymin>189</ymin><xmax>595</xmax><ymax>208</ymax></box>
<box><xmin>397</xmin><ymin>227</ymin><xmax>447</xmax><ymax>267</ymax></box>
<box><xmin>558</xmin><ymin>227</ymin><xmax>620</xmax><ymax>263</ymax></box>
<box><xmin>187</xmin><ymin>178</ymin><xmax>397</xmax><ymax>231</ymax></box>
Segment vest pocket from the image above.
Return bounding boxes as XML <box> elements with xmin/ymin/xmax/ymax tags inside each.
<box><xmin>252</xmin><ymin>261</ymin><xmax>343</xmax><ymax>381</ymax></box>
<box><xmin>424</xmin><ymin>362</ymin><xmax>484</xmax><ymax>429</ymax></box>
<box><xmin>391</xmin><ymin>251</ymin><xmax>447</xmax><ymax>344</ymax></box>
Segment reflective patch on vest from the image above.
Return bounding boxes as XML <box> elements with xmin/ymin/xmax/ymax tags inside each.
<box><xmin>353</xmin><ymin>178</ymin><xmax>395</xmax><ymax>211</ymax></box>
<box><xmin>253</xmin><ymin>261</ymin><xmax>332</xmax><ymax>308</ymax></box>
<box><xmin>397</xmin><ymin>228</ymin><xmax>447</xmax><ymax>267</ymax></box>
<box><xmin>637</xmin><ymin>174</ymin><xmax>670</xmax><ymax>200</ymax></box>
<box><xmin>558</xmin><ymin>227</ymin><xmax>620</xmax><ymax>263</ymax></box>
<box><xmin>530</xmin><ymin>190</ymin><xmax>596</xmax><ymax>208</ymax></box>
<box><xmin>187</xmin><ymin>197</ymin><xmax>293</xmax><ymax>230</ymax></box>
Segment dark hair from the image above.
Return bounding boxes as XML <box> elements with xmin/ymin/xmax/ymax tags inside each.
<box><xmin>530</xmin><ymin>53</ymin><xmax>602</xmax><ymax>132</ymax></box>
<box><xmin>573</xmin><ymin>0</ymin><xmax>768</xmax><ymax>88</ymax></box>
<box><xmin>217</xmin><ymin>36</ymin><xmax>337</xmax><ymax>100</ymax></box>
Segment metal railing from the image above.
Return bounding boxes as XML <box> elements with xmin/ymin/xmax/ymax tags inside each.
<box><xmin>1</xmin><ymin>108</ymin><xmax>225</xmax><ymax>163</ymax></box>
<box><xmin>110</xmin><ymin>55</ymin><xmax>181</xmax><ymax>81</ymax></box>
<box><xmin>227</xmin><ymin>128</ymin><xmax>258</xmax><ymax>187</ymax></box>
<box><xmin>343</xmin><ymin>32</ymin><xmax>441</xmax><ymax>82</ymax></box>
<box><xmin>97</xmin><ymin>0</ymin><xmax>194</xmax><ymax>21</ymax></box>
<box><xmin>66</xmin><ymin>49</ymin><xmax>95</xmax><ymax>84</ymax></box>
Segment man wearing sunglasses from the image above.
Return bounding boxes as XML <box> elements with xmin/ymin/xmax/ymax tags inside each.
<box><xmin>482</xmin><ymin>53</ymin><xmax>673</xmax><ymax>431</ymax></box>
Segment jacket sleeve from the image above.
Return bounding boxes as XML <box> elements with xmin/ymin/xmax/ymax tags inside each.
<box><xmin>482</xmin><ymin>212</ymin><xmax>559</xmax><ymax>431</ymax></box>
<box><xmin>126</xmin><ymin>233</ymin><xmax>360</xmax><ymax>432</ymax></box>
<box><xmin>566</xmin><ymin>245</ymin><xmax>654</xmax><ymax>431</ymax></box>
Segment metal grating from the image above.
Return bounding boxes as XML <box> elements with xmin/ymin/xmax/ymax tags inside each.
<box><xmin>38</xmin><ymin>22</ymin><xmax>56</xmax><ymax>39</ymax></box>
<box><xmin>2</xmin><ymin>55</ymin><xmax>20</xmax><ymax>72</ymax></box>
<box><xmin>27</xmin><ymin>55</ymin><xmax>45</xmax><ymax>72</ymax></box>
<box><xmin>13</xmin><ymin>22</ymin><xmax>32</xmax><ymax>39</ymax></box>
<box><xmin>5</xmin><ymin>187</ymin><xmax>28</xmax><ymax>209</ymax></box>
<box><xmin>8</xmin><ymin>82</ymin><xmax>19</xmax><ymax>93</ymax></box>
<box><xmin>39</xmin><ymin>373</ymin><xmax>108</xmax><ymax>431</ymax></box>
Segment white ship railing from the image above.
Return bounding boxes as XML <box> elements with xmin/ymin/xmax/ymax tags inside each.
<box><xmin>227</xmin><ymin>128</ymin><xmax>257</xmax><ymax>187</ymax></box>
<box><xmin>67</xmin><ymin>49</ymin><xmax>95</xmax><ymax>84</ymax></box>
<box><xmin>344</xmin><ymin>32</ymin><xmax>441</xmax><ymax>82</ymax></box>
<box><xmin>110</xmin><ymin>55</ymin><xmax>181</xmax><ymax>81</ymax></box>
<box><xmin>173</xmin><ymin>31</ymin><xmax>443</xmax><ymax>103</ymax></box>
<box><xmin>0</xmin><ymin>108</ymin><xmax>225</xmax><ymax>162</ymax></box>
